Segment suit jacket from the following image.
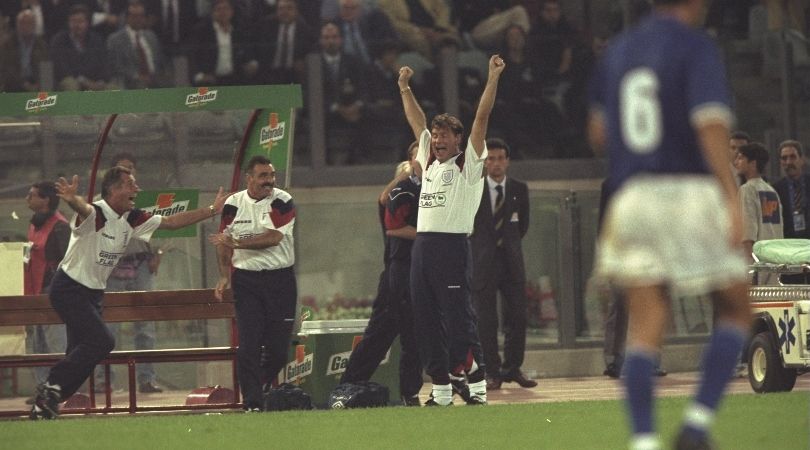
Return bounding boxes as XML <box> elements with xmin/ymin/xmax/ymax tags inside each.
<box><xmin>334</xmin><ymin>8</ymin><xmax>399</xmax><ymax>63</ymax></box>
<box><xmin>106</xmin><ymin>27</ymin><xmax>165</xmax><ymax>88</ymax></box>
<box><xmin>0</xmin><ymin>34</ymin><xmax>49</xmax><ymax>92</ymax></box>
<box><xmin>142</xmin><ymin>0</ymin><xmax>197</xmax><ymax>50</ymax></box>
<box><xmin>189</xmin><ymin>19</ymin><xmax>255</xmax><ymax>83</ymax></box>
<box><xmin>49</xmin><ymin>29</ymin><xmax>110</xmax><ymax>82</ymax></box>
<box><xmin>773</xmin><ymin>174</ymin><xmax>810</xmax><ymax>239</ymax></box>
<box><xmin>255</xmin><ymin>17</ymin><xmax>314</xmax><ymax>84</ymax></box>
<box><xmin>470</xmin><ymin>177</ymin><xmax>529</xmax><ymax>291</ymax></box>
<box><xmin>321</xmin><ymin>51</ymin><xmax>369</xmax><ymax>113</ymax></box>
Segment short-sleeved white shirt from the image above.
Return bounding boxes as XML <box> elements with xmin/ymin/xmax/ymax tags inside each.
<box><xmin>415</xmin><ymin>128</ymin><xmax>487</xmax><ymax>234</ymax></box>
<box><xmin>220</xmin><ymin>189</ymin><xmax>295</xmax><ymax>271</ymax></box>
<box><xmin>59</xmin><ymin>200</ymin><xmax>162</xmax><ymax>289</ymax></box>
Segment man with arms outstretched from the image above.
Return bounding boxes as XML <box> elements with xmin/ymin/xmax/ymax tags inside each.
<box><xmin>30</xmin><ymin>167</ymin><xmax>228</xmax><ymax>420</ymax></box>
<box><xmin>397</xmin><ymin>54</ymin><xmax>505</xmax><ymax>406</ymax></box>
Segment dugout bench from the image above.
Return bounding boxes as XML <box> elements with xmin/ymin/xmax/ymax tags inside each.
<box><xmin>0</xmin><ymin>289</ymin><xmax>241</xmax><ymax>417</ymax></box>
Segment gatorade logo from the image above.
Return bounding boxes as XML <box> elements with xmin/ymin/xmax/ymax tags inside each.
<box><xmin>141</xmin><ymin>193</ymin><xmax>189</xmax><ymax>216</ymax></box>
<box><xmin>259</xmin><ymin>113</ymin><xmax>285</xmax><ymax>147</ymax></box>
<box><xmin>185</xmin><ymin>87</ymin><xmax>218</xmax><ymax>107</ymax></box>
<box><xmin>325</xmin><ymin>337</ymin><xmax>390</xmax><ymax>376</ymax></box>
<box><xmin>25</xmin><ymin>92</ymin><xmax>57</xmax><ymax>112</ymax></box>
<box><xmin>285</xmin><ymin>345</ymin><xmax>313</xmax><ymax>383</ymax></box>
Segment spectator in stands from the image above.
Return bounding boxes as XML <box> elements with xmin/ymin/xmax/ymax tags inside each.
<box><xmin>88</xmin><ymin>0</ymin><xmax>127</xmax><ymax>38</ymax></box>
<box><xmin>249</xmin><ymin>0</ymin><xmax>319</xmax><ymax>31</ymax></box>
<box><xmin>107</xmin><ymin>0</ymin><xmax>166</xmax><ymax>89</ymax></box>
<box><xmin>49</xmin><ymin>3</ymin><xmax>111</xmax><ymax>91</ymax></box>
<box><xmin>334</xmin><ymin>0</ymin><xmax>399</xmax><ymax>65</ymax></box>
<box><xmin>0</xmin><ymin>9</ymin><xmax>49</xmax><ymax>92</ymax></box>
<box><xmin>492</xmin><ymin>23</ymin><xmax>561</xmax><ymax>158</ymax></box>
<box><xmin>2</xmin><ymin>0</ymin><xmax>72</xmax><ymax>41</ymax></box>
<box><xmin>734</xmin><ymin>142</ymin><xmax>783</xmax><ymax>261</ymax></box>
<box><xmin>704</xmin><ymin>0</ymin><xmax>757</xmax><ymax>38</ymax></box>
<box><xmin>530</xmin><ymin>0</ymin><xmax>587</xmax><ymax>87</ymax></box>
<box><xmin>763</xmin><ymin>0</ymin><xmax>807</xmax><ymax>35</ymax></box>
<box><xmin>562</xmin><ymin>30</ymin><xmax>608</xmax><ymax>155</ymax></box>
<box><xmin>24</xmin><ymin>181</ymin><xmax>69</xmax><ymax>387</ymax></box>
<box><xmin>189</xmin><ymin>0</ymin><xmax>258</xmax><ymax>86</ymax></box>
<box><xmin>321</xmin><ymin>0</ymin><xmax>373</xmax><ymax>21</ymax></box>
<box><xmin>377</xmin><ymin>0</ymin><xmax>460</xmax><ymax>61</ymax></box>
<box><xmin>256</xmin><ymin>0</ymin><xmax>314</xmax><ymax>85</ymax></box>
<box><xmin>318</xmin><ymin>21</ymin><xmax>369</xmax><ymax>165</ymax></box>
<box><xmin>452</xmin><ymin>0</ymin><xmax>530</xmax><ymax>51</ymax></box>
<box><xmin>145</xmin><ymin>0</ymin><xmax>197</xmax><ymax>56</ymax></box>
<box><xmin>365</xmin><ymin>40</ymin><xmax>412</xmax><ymax>162</ymax></box>
<box><xmin>228</xmin><ymin>0</ymin><xmax>268</xmax><ymax>39</ymax></box>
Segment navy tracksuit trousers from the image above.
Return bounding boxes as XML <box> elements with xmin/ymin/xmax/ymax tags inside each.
<box><xmin>47</xmin><ymin>270</ymin><xmax>115</xmax><ymax>399</ymax></box>
<box><xmin>410</xmin><ymin>233</ymin><xmax>485</xmax><ymax>384</ymax></box>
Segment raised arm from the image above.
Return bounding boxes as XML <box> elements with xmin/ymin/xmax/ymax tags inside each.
<box><xmin>470</xmin><ymin>55</ymin><xmax>506</xmax><ymax>158</ymax></box>
<box><xmin>159</xmin><ymin>187</ymin><xmax>230</xmax><ymax>230</ymax></box>
<box><xmin>469</xmin><ymin>55</ymin><xmax>505</xmax><ymax>157</ymax></box>
<box><xmin>398</xmin><ymin>66</ymin><xmax>427</xmax><ymax>140</ymax></box>
<box><xmin>55</xmin><ymin>175</ymin><xmax>94</xmax><ymax>224</ymax></box>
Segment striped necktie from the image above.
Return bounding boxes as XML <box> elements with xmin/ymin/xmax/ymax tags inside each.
<box><xmin>493</xmin><ymin>184</ymin><xmax>504</xmax><ymax>248</ymax></box>
<box><xmin>794</xmin><ymin>180</ymin><xmax>803</xmax><ymax>213</ymax></box>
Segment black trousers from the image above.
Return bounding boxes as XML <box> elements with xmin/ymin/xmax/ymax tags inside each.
<box><xmin>340</xmin><ymin>260</ymin><xmax>423</xmax><ymax>398</ymax></box>
<box><xmin>603</xmin><ymin>290</ymin><xmax>627</xmax><ymax>369</ymax></box>
<box><xmin>410</xmin><ymin>233</ymin><xmax>485</xmax><ymax>383</ymax></box>
<box><xmin>473</xmin><ymin>249</ymin><xmax>527</xmax><ymax>377</ymax></box>
<box><xmin>47</xmin><ymin>270</ymin><xmax>115</xmax><ymax>398</ymax></box>
<box><xmin>232</xmin><ymin>267</ymin><xmax>297</xmax><ymax>409</ymax></box>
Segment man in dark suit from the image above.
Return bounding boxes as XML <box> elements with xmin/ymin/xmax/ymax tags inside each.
<box><xmin>189</xmin><ymin>0</ymin><xmax>257</xmax><ymax>86</ymax></box>
<box><xmin>773</xmin><ymin>140</ymin><xmax>810</xmax><ymax>239</ymax></box>
<box><xmin>470</xmin><ymin>138</ymin><xmax>536</xmax><ymax>390</ymax></box>
<box><xmin>318</xmin><ymin>21</ymin><xmax>369</xmax><ymax>165</ymax></box>
<box><xmin>142</xmin><ymin>0</ymin><xmax>197</xmax><ymax>55</ymax></box>
<box><xmin>772</xmin><ymin>139</ymin><xmax>810</xmax><ymax>283</ymax></box>
<box><xmin>0</xmin><ymin>9</ymin><xmax>49</xmax><ymax>92</ymax></box>
<box><xmin>49</xmin><ymin>3</ymin><xmax>110</xmax><ymax>90</ymax></box>
<box><xmin>334</xmin><ymin>0</ymin><xmax>398</xmax><ymax>65</ymax></box>
<box><xmin>255</xmin><ymin>0</ymin><xmax>314</xmax><ymax>85</ymax></box>
<box><xmin>106</xmin><ymin>1</ymin><xmax>165</xmax><ymax>89</ymax></box>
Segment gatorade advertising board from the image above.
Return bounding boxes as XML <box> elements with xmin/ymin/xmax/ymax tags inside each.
<box><xmin>280</xmin><ymin>320</ymin><xmax>401</xmax><ymax>407</ymax></box>
<box><xmin>134</xmin><ymin>189</ymin><xmax>199</xmax><ymax>238</ymax></box>
<box><xmin>0</xmin><ymin>85</ymin><xmax>303</xmax><ymax>191</ymax></box>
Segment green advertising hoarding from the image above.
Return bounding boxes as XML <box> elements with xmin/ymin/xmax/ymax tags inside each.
<box><xmin>0</xmin><ymin>85</ymin><xmax>303</xmax><ymax>189</ymax></box>
<box><xmin>0</xmin><ymin>85</ymin><xmax>302</xmax><ymax>116</ymax></box>
<box><xmin>134</xmin><ymin>189</ymin><xmax>199</xmax><ymax>238</ymax></box>
<box><xmin>241</xmin><ymin>109</ymin><xmax>294</xmax><ymax>175</ymax></box>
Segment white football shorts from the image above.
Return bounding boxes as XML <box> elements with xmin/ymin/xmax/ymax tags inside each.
<box><xmin>595</xmin><ymin>175</ymin><xmax>748</xmax><ymax>296</ymax></box>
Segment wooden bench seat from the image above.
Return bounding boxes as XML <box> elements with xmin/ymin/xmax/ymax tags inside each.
<box><xmin>0</xmin><ymin>289</ymin><xmax>240</xmax><ymax>417</ymax></box>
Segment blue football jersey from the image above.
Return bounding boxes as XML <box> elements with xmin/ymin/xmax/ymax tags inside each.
<box><xmin>589</xmin><ymin>13</ymin><xmax>734</xmax><ymax>192</ymax></box>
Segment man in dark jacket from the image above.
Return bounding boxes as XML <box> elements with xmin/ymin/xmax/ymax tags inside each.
<box><xmin>470</xmin><ymin>138</ymin><xmax>536</xmax><ymax>390</ymax></box>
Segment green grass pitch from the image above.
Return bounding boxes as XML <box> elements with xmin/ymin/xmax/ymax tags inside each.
<box><xmin>2</xmin><ymin>392</ymin><xmax>807</xmax><ymax>449</ymax></box>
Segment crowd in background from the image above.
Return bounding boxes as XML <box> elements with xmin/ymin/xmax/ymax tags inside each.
<box><xmin>0</xmin><ymin>0</ymin><xmax>607</xmax><ymax>163</ymax></box>
<box><xmin>0</xmin><ymin>0</ymin><xmax>808</xmax><ymax>164</ymax></box>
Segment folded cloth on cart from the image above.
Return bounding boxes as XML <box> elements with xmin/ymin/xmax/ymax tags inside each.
<box><xmin>753</xmin><ymin>239</ymin><xmax>810</xmax><ymax>264</ymax></box>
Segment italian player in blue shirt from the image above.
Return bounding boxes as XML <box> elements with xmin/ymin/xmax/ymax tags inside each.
<box><xmin>588</xmin><ymin>1</ymin><xmax>751</xmax><ymax>449</ymax></box>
